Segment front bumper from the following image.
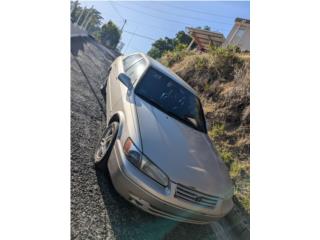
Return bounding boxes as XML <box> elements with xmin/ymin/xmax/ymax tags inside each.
<box><xmin>107</xmin><ymin>139</ymin><xmax>233</xmax><ymax>224</ymax></box>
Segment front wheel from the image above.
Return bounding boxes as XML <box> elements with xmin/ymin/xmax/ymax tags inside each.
<box><xmin>94</xmin><ymin>122</ymin><xmax>119</xmax><ymax>171</ymax></box>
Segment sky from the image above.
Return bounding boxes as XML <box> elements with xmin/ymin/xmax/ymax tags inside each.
<box><xmin>80</xmin><ymin>1</ymin><xmax>250</xmax><ymax>54</ymax></box>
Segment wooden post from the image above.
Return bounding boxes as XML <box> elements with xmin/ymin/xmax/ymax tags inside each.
<box><xmin>187</xmin><ymin>39</ymin><xmax>194</xmax><ymax>51</ymax></box>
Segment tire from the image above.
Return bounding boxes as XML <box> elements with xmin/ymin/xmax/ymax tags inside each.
<box><xmin>94</xmin><ymin>121</ymin><xmax>119</xmax><ymax>171</ymax></box>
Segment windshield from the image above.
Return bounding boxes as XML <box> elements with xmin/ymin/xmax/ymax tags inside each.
<box><xmin>135</xmin><ymin>67</ymin><xmax>206</xmax><ymax>133</ymax></box>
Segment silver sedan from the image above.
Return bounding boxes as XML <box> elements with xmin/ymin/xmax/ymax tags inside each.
<box><xmin>94</xmin><ymin>53</ymin><xmax>234</xmax><ymax>224</ymax></box>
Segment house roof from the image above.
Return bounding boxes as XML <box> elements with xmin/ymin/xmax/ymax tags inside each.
<box><xmin>235</xmin><ymin>18</ymin><xmax>250</xmax><ymax>25</ymax></box>
<box><xmin>186</xmin><ymin>27</ymin><xmax>225</xmax><ymax>50</ymax></box>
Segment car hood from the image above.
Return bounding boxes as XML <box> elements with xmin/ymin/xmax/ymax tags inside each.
<box><xmin>134</xmin><ymin>96</ymin><xmax>233</xmax><ymax>197</ymax></box>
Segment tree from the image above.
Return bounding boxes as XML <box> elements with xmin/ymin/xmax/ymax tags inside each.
<box><xmin>71</xmin><ymin>1</ymin><xmax>82</xmax><ymax>23</ymax></box>
<box><xmin>98</xmin><ymin>21</ymin><xmax>121</xmax><ymax>49</ymax></box>
<box><xmin>148</xmin><ymin>37</ymin><xmax>175</xmax><ymax>59</ymax></box>
<box><xmin>147</xmin><ymin>31</ymin><xmax>192</xmax><ymax>59</ymax></box>
<box><xmin>196</xmin><ymin>25</ymin><xmax>211</xmax><ymax>31</ymax></box>
<box><xmin>70</xmin><ymin>1</ymin><xmax>103</xmax><ymax>35</ymax></box>
<box><xmin>175</xmin><ymin>31</ymin><xmax>192</xmax><ymax>45</ymax></box>
<box><xmin>203</xmin><ymin>25</ymin><xmax>211</xmax><ymax>31</ymax></box>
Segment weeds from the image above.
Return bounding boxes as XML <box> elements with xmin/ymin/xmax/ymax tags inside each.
<box><xmin>209</xmin><ymin>123</ymin><xmax>225</xmax><ymax>138</ymax></box>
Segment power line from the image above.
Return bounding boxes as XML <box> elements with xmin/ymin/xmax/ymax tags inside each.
<box><xmin>109</xmin><ymin>15</ymin><xmax>180</xmax><ymax>34</ymax></box>
<box><xmin>113</xmin><ymin>3</ymin><xmax>200</xmax><ymax>29</ymax></box>
<box><xmin>106</xmin><ymin>1</ymin><xmax>176</xmax><ymax>33</ymax></box>
<box><xmin>114</xmin><ymin>3</ymin><xmax>230</xmax><ymax>33</ymax></box>
<box><xmin>123</xmin><ymin>30</ymin><xmax>157</xmax><ymax>41</ymax></box>
<box><xmin>133</xmin><ymin>1</ymin><xmax>233</xmax><ymax>27</ymax></box>
<box><xmin>160</xmin><ymin>3</ymin><xmax>236</xmax><ymax>20</ymax></box>
<box><xmin>123</xmin><ymin>26</ymin><xmax>138</xmax><ymax>53</ymax></box>
<box><xmin>108</xmin><ymin>0</ymin><xmax>125</xmax><ymax>22</ymax></box>
<box><xmin>122</xmin><ymin>17</ymin><xmax>182</xmax><ymax>33</ymax></box>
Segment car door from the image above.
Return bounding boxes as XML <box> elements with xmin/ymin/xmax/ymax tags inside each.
<box><xmin>106</xmin><ymin>59</ymin><xmax>118</xmax><ymax>119</ymax></box>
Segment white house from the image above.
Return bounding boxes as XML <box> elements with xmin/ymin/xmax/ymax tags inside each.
<box><xmin>223</xmin><ymin>18</ymin><xmax>250</xmax><ymax>51</ymax></box>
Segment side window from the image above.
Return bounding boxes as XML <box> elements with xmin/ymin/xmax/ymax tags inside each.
<box><xmin>126</xmin><ymin>59</ymin><xmax>147</xmax><ymax>83</ymax></box>
<box><xmin>123</xmin><ymin>54</ymin><xmax>142</xmax><ymax>71</ymax></box>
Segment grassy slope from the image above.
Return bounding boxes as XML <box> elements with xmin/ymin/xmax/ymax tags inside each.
<box><xmin>160</xmin><ymin>47</ymin><xmax>250</xmax><ymax>214</ymax></box>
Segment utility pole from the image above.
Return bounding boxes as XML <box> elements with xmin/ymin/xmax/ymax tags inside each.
<box><xmin>83</xmin><ymin>14</ymin><xmax>93</xmax><ymax>31</ymax></box>
<box><xmin>120</xmin><ymin>19</ymin><xmax>127</xmax><ymax>33</ymax></box>
<box><xmin>76</xmin><ymin>7</ymin><xmax>86</xmax><ymax>25</ymax></box>
<box><xmin>116</xmin><ymin>19</ymin><xmax>127</xmax><ymax>53</ymax></box>
<box><xmin>81</xmin><ymin>6</ymin><xmax>93</xmax><ymax>29</ymax></box>
<box><xmin>81</xmin><ymin>6</ymin><xmax>93</xmax><ymax>28</ymax></box>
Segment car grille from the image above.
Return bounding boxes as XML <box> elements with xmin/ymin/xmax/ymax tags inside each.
<box><xmin>175</xmin><ymin>184</ymin><xmax>220</xmax><ymax>208</ymax></box>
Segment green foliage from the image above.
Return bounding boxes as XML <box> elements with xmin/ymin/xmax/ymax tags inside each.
<box><xmin>191</xmin><ymin>46</ymin><xmax>244</xmax><ymax>80</ymax></box>
<box><xmin>71</xmin><ymin>1</ymin><xmax>103</xmax><ymax>35</ymax></box>
<box><xmin>234</xmin><ymin>178</ymin><xmax>250</xmax><ymax>212</ymax></box>
<box><xmin>148</xmin><ymin>31</ymin><xmax>192</xmax><ymax>59</ymax></box>
<box><xmin>204</xmin><ymin>83</ymin><xmax>210</xmax><ymax>92</ymax></box>
<box><xmin>209</xmin><ymin>123</ymin><xmax>225</xmax><ymax>138</ymax></box>
<box><xmin>147</xmin><ymin>47</ymin><xmax>162</xmax><ymax>60</ymax></box>
<box><xmin>194</xmin><ymin>55</ymin><xmax>209</xmax><ymax>70</ymax></box>
<box><xmin>230</xmin><ymin>161</ymin><xmax>242</xmax><ymax>178</ymax></box>
<box><xmin>175</xmin><ymin>31</ymin><xmax>192</xmax><ymax>45</ymax></box>
<box><xmin>160</xmin><ymin>44</ymin><xmax>192</xmax><ymax>67</ymax></box>
<box><xmin>218</xmin><ymin>148</ymin><xmax>233</xmax><ymax>166</ymax></box>
<box><xmin>148</xmin><ymin>37</ymin><xmax>175</xmax><ymax>59</ymax></box>
<box><xmin>174</xmin><ymin>43</ymin><xmax>188</xmax><ymax>52</ymax></box>
<box><xmin>98</xmin><ymin>21</ymin><xmax>121</xmax><ymax>49</ymax></box>
<box><xmin>71</xmin><ymin>2</ymin><xmax>121</xmax><ymax>49</ymax></box>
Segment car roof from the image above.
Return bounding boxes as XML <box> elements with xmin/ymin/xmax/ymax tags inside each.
<box><xmin>127</xmin><ymin>52</ymin><xmax>197</xmax><ymax>96</ymax></box>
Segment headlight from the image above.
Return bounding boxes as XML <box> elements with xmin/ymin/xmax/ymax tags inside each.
<box><xmin>123</xmin><ymin>138</ymin><xmax>169</xmax><ymax>187</ymax></box>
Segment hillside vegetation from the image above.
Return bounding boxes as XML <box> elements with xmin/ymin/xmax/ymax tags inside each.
<box><xmin>160</xmin><ymin>46</ymin><xmax>250</xmax><ymax>213</ymax></box>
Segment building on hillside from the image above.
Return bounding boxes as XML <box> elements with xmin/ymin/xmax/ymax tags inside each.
<box><xmin>186</xmin><ymin>27</ymin><xmax>225</xmax><ymax>51</ymax></box>
<box><xmin>223</xmin><ymin>18</ymin><xmax>250</xmax><ymax>51</ymax></box>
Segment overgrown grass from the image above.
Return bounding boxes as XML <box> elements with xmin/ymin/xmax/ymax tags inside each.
<box><xmin>161</xmin><ymin>44</ymin><xmax>194</xmax><ymax>67</ymax></box>
<box><xmin>209</xmin><ymin>123</ymin><xmax>250</xmax><ymax>213</ymax></box>
<box><xmin>209</xmin><ymin>123</ymin><xmax>225</xmax><ymax>138</ymax></box>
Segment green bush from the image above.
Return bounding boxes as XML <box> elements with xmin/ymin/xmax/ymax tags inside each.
<box><xmin>161</xmin><ymin>44</ymin><xmax>193</xmax><ymax>67</ymax></box>
<box><xmin>209</xmin><ymin>123</ymin><xmax>225</xmax><ymax>138</ymax></box>
<box><xmin>194</xmin><ymin>55</ymin><xmax>209</xmax><ymax>70</ymax></box>
<box><xmin>218</xmin><ymin>147</ymin><xmax>233</xmax><ymax>166</ymax></box>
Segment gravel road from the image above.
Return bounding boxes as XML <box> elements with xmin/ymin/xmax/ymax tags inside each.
<box><xmin>71</xmin><ymin>36</ymin><xmax>228</xmax><ymax>240</ymax></box>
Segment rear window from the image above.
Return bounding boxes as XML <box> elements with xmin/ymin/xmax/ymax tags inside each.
<box><xmin>125</xmin><ymin>59</ymin><xmax>147</xmax><ymax>83</ymax></box>
<box><xmin>135</xmin><ymin>67</ymin><xmax>206</xmax><ymax>133</ymax></box>
<box><xmin>123</xmin><ymin>54</ymin><xmax>142</xmax><ymax>71</ymax></box>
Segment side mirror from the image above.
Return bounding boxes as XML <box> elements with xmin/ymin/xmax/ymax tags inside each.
<box><xmin>118</xmin><ymin>73</ymin><xmax>133</xmax><ymax>90</ymax></box>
